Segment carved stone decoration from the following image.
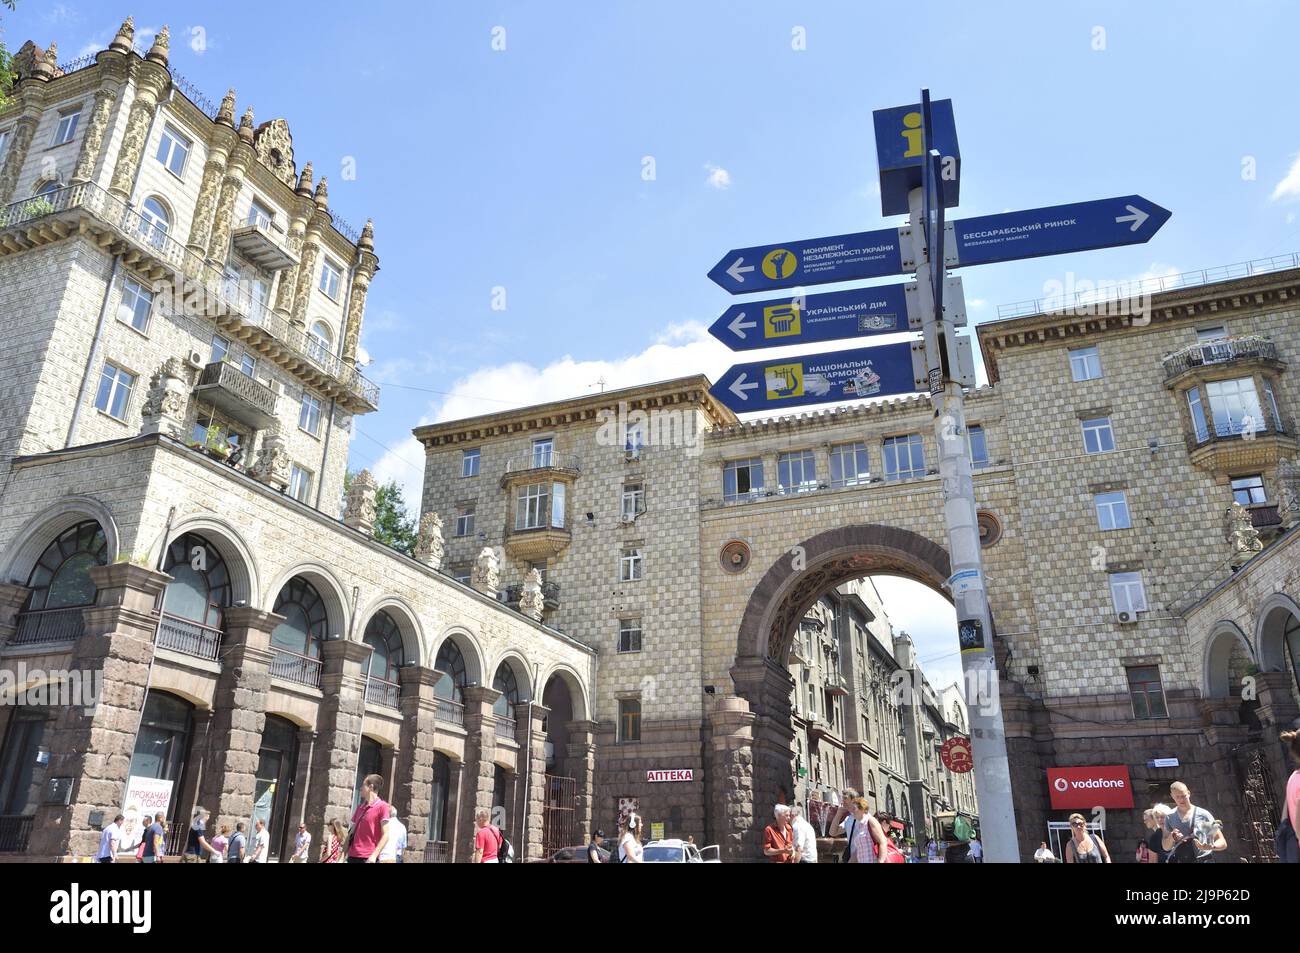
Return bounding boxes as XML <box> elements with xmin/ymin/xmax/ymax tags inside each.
<box><xmin>145</xmin><ymin>25</ymin><xmax>171</xmax><ymax>67</ymax></box>
<box><xmin>249</xmin><ymin>425</ymin><xmax>291</xmax><ymax>492</ymax></box>
<box><xmin>518</xmin><ymin>568</ymin><xmax>545</xmax><ymax>621</ymax></box>
<box><xmin>0</xmin><ymin>117</ymin><xmax>38</xmax><ymax>205</ymax></box>
<box><xmin>343</xmin><ymin>469</ymin><xmax>378</xmax><ymax>535</ymax></box>
<box><xmin>72</xmin><ymin>88</ymin><xmax>119</xmax><ymax>184</ymax></box>
<box><xmin>109</xmin><ymin>15</ymin><xmax>136</xmax><ymax>54</ymax></box>
<box><xmin>140</xmin><ymin>358</ymin><xmax>188</xmax><ymax>438</ymax></box>
<box><xmin>238</xmin><ymin>106</ymin><xmax>255</xmax><ymax>143</ymax></box>
<box><xmin>764</xmin><ymin>553</ymin><xmax>882</xmax><ymax>663</ymax></box>
<box><xmin>290</xmin><ymin>232</ymin><xmax>322</xmax><ymax>328</ymax></box>
<box><xmin>108</xmin><ymin>60</ymin><xmax>172</xmax><ymax>199</ymax></box>
<box><xmin>32</xmin><ymin>42</ymin><xmax>59</xmax><ymax>81</ymax></box>
<box><xmin>471</xmin><ymin>547</ymin><xmax>501</xmax><ymax>597</ymax></box>
<box><xmin>216</xmin><ymin>89</ymin><xmax>236</xmax><ymax>127</ymax></box>
<box><xmin>206</xmin><ymin>155</ymin><xmax>250</xmax><ymax>264</ymax></box>
<box><xmin>296</xmin><ymin>161</ymin><xmax>314</xmax><ymax>197</ymax></box>
<box><xmin>342</xmin><ymin>264</ymin><xmax>374</xmax><ymax>365</ymax></box>
<box><xmin>1227</xmin><ymin>502</ymin><xmax>1264</xmax><ymax>568</ymax></box>
<box><xmin>313</xmin><ymin>176</ymin><xmax>330</xmax><ymax>212</ymax></box>
<box><xmin>253</xmin><ymin>118</ymin><xmax>296</xmax><ymax>189</ymax></box>
<box><xmin>12</xmin><ymin>41</ymin><xmax>45</xmax><ymax>81</ymax></box>
<box><xmin>414</xmin><ymin>513</ymin><xmax>446</xmax><ymax>569</ymax></box>
<box><xmin>187</xmin><ymin>153</ymin><xmax>229</xmax><ymax>255</ymax></box>
<box><xmin>1277</xmin><ymin>458</ymin><xmax>1300</xmax><ymax>530</ymax></box>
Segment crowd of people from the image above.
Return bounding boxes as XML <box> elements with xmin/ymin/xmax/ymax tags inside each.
<box><xmin>759</xmin><ymin>796</ymin><xmax>956</xmax><ymax>863</ymax></box>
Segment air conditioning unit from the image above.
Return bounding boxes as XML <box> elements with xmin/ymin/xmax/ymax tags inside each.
<box><xmin>624</xmin><ymin>449</ymin><xmax>641</xmax><ymax>461</ymax></box>
<box><xmin>186</xmin><ymin>350</ymin><xmax>205</xmax><ymax>369</ymax></box>
<box><xmin>620</xmin><ymin>514</ymin><xmax>636</xmax><ymax>525</ymax></box>
<box><xmin>1116</xmin><ymin>610</ymin><xmax>1135</xmax><ymax>624</ymax></box>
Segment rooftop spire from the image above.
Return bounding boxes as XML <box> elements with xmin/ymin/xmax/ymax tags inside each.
<box><xmin>109</xmin><ymin>16</ymin><xmax>135</xmax><ymax>54</ymax></box>
<box><xmin>238</xmin><ymin>106</ymin><xmax>255</xmax><ymax>143</ymax></box>
<box><xmin>358</xmin><ymin>218</ymin><xmax>375</xmax><ymax>252</ymax></box>
<box><xmin>296</xmin><ymin>161</ymin><xmax>314</xmax><ymax>197</ymax></box>
<box><xmin>145</xmin><ymin>25</ymin><xmax>170</xmax><ymax>66</ymax></box>
<box><xmin>313</xmin><ymin>176</ymin><xmax>329</xmax><ymax>211</ymax></box>
<box><xmin>216</xmin><ymin>89</ymin><xmax>236</xmax><ymax>127</ymax></box>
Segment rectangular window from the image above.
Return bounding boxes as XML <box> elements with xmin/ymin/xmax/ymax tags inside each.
<box><xmin>1094</xmin><ymin>491</ymin><xmax>1131</xmax><ymax>530</ymax></box>
<box><xmin>1187</xmin><ymin>387</ymin><xmax>1209</xmax><ymax>443</ymax></box>
<box><xmin>240</xmin><ymin>352</ymin><xmax>257</xmax><ymax>377</ymax></box>
<box><xmin>967</xmin><ymin>424</ymin><xmax>989</xmax><ymax>469</ymax></box>
<box><xmin>1126</xmin><ymin>665</ymin><xmax>1168</xmax><ymax>719</ymax></box>
<box><xmin>883</xmin><ymin>433</ymin><xmax>926</xmax><ymax>481</ymax></box>
<box><xmin>829</xmin><ymin>441</ymin><xmax>869</xmax><ymax>487</ymax></box>
<box><xmin>515</xmin><ymin>483</ymin><xmax>550</xmax><ymax>531</ymax></box>
<box><xmin>1265</xmin><ymin>379</ymin><xmax>1284</xmax><ymax>433</ymax></box>
<box><xmin>1069</xmin><ymin>345</ymin><xmax>1102</xmax><ymax>382</ymax></box>
<box><xmin>551</xmin><ymin>481</ymin><xmax>566</xmax><ymax>529</ymax></box>
<box><xmin>455</xmin><ymin>505</ymin><xmax>476</xmax><ymax>538</ymax></box>
<box><xmin>319</xmin><ymin>259</ymin><xmax>342</xmax><ymax>299</ymax></box>
<box><xmin>1081</xmin><ymin>416</ymin><xmax>1115</xmax><ymax>454</ymax></box>
<box><xmin>617</xmin><ymin>699</ymin><xmax>641</xmax><ymax>743</ymax></box>
<box><xmin>1196</xmin><ymin>325</ymin><xmax>1228</xmax><ymax>343</ymax></box>
<box><xmin>461</xmin><ymin>448</ymin><xmax>480</xmax><ymax>477</ymax></box>
<box><xmin>778</xmin><ymin>450</ymin><xmax>817</xmax><ymax>494</ymax></box>
<box><xmin>723</xmin><ymin>457</ymin><xmax>764</xmax><ymax>501</ymax></box>
<box><xmin>620</xmin><ymin>547</ymin><xmax>643</xmax><ymax>582</ymax></box>
<box><xmin>211</xmin><ymin>334</ymin><xmax>230</xmax><ymax>365</ymax></box>
<box><xmin>248</xmin><ymin>200</ymin><xmax>274</xmax><ymax>230</ymax></box>
<box><xmin>1109</xmin><ymin>571</ymin><xmax>1148</xmax><ymax>616</ymax></box>
<box><xmin>452</xmin><ymin>566</ymin><xmax>472</xmax><ymax>585</ymax></box>
<box><xmin>53</xmin><ymin>109</ymin><xmax>81</xmax><ymax>146</ymax></box>
<box><xmin>624</xmin><ymin>424</ymin><xmax>643</xmax><ymax>454</ymax></box>
<box><xmin>298</xmin><ymin>392</ymin><xmax>322</xmax><ymax>436</ymax></box>
<box><xmin>94</xmin><ymin>362</ymin><xmax>135</xmax><ymax>420</ymax></box>
<box><xmin>154</xmin><ymin>124</ymin><xmax>191</xmax><ymax>177</ymax></box>
<box><xmin>289</xmin><ymin>465</ymin><xmax>313</xmax><ymax>504</ymax></box>
<box><xmin>531</xmin><ymin>438</ymin><xmax>554</xmax><ymax>468</ymax></box>
<box><xmin>1231</xmin><ymin>475</ymin><xmax>1267</xmax><ymax>506</ymax></box>
<box><xmin>116</xmin><ymin>276</ymin><xmax>153</xmax><ymax>332</ymax></box>
<box><xmin>618</xmin><ymin>619</ymin><xmax>642</xmax><ymax>654</ymax></box>
<box><xmin>1206</xmin><ymin>377</ymin><xmax>1265</xmax><ymax>437</ymax></box>
<box><xmin>621</xmin><ymin>483</ymin><xmax>644</xmax><ymax>520</ymax></box>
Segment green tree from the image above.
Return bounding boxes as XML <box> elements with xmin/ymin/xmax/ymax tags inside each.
<box><xmin>343</xmin><ymin>470</ymin><xmax>418</xmax><ymax>556</ymax></box>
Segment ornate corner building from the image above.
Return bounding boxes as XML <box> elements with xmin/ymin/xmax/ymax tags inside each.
<box><xmin>0</xmin><ymin>19</ymin><xmax>596</xmax><ymax>863</ymax></box>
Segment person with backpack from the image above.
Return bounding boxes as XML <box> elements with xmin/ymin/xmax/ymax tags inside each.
<box><xmin>1278</xmin><ymin>728</ymin><xmax>1300</xmax><ymax>863</ymax></box>
<box><xmin>1161</xmin><ymin>781</ymin><xmax>1226</xmax><ymax>863</ymax></box>
<box><xmin>472</xmin><ymin>808</ymin><xmax>508</xmax><ymax>863</ymax></box>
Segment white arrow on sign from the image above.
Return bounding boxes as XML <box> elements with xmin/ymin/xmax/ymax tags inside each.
<box><xmin>726</xmin><ymin>257</ymin><xmax>755</xmax><ymax>283</ymax></box>
<box><xmin>727</xmin><ymin>312</ymin><xmax>757</xmax><ymax>338</ymax></box>
<box><xmin>728</xmin><ymin>373</ymin><xmax>759</xmax><ymax>402</ymax></box>
<box><xmin>1114</xmin><ymin>204</ymin><xmax>1148</xmax><ymax>232</ymax></box>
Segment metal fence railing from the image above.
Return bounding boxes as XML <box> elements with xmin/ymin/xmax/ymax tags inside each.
<box><xmin>11</xmin><ymin>606</ymin><xmax>86</xmax><ymax>646</ymax></box>
<box><xmin>156</xmin><ymin>613</ymin><xmax>222</xmax><ymax>661</ymax></box>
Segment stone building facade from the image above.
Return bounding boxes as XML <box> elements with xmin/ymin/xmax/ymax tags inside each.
<box><xmin>0</xmin><ymin>19</ymin><xmax>595</xmax><ymax>863</ymax></box>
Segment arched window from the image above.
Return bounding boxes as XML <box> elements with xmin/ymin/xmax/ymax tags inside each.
<box><xmin>307</xmin><ymin>320</ymin><xmax>333</xmax><ymax>364</ymax></box>
<box><xmin>353</xmin><ymin>735</ymin><xmax>384</xmax><ymax>813</ymax></box>
<box><xmin>492</xmin><ymin>662</ymin><xmax>520</xmax><ymax>717</ymax></box>
<box><xmin>161</xmin><ymin>533</ymin><xmax>231</xmax><ymax>629</ymax></box>
<box><xmin>886</xmin><ymin>786</ymin><xmax>896</xmax><ymax>816</ymax></box>
<box><xmin>428</xmin><ymin>752</ymin><xmax>451</xmax><ymax>844</ymax></box>
<box><xmin>434</xmin><ymin>640</ymin><xmax>467</xmax><ymax>703</ymax></box>
<box><xmin>271</xmin><ymin>577</ymin><xmax>328</xmax><ymax>659</ymax></box>
<box><xmin>900</xmin><ymin>794</ymin><xmax>911</xmax><ymax>834</ymax></box>
<box><xmin>24</xmin><ymin>520</ymin><xmax>107</xmax><ymax>611</ymax></box>
<box><xmin>139</xmin><ymin>196</ymin><xmax>170</xmax><ymax>248</ymax></box>
<box><xmin>362</xmin><ymin>611</ymin><xmax>404</xmax><ymax>683</ymax></box>
<box><xmin>1285</xmin><ymin>613</ymin><xmax>1300</xmax><ymax>696</ymax></box>
<box><xmin>35</xmin><ymin>179</ymin><xmax>64</xmax><ymax>196</ymax></box>
<box><xmin>868</xmin><ymin>771</ymin><xmax>877</xmax><ymax>797</ymax></box>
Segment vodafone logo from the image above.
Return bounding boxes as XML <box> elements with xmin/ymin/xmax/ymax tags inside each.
<box><xmin>1053</xmin><ymin>777</ymin><xmax>1068</xmax><ymax>793</ymax></box>
<box><xmin>1047</xmin><ymin>765</ymin><xmax>1135</xmax><ymax>809</ymax></box>
<box><xmin>1067</xmin><ymin>778</ymin><xmax>1125</xmax><ymax>789</ymax></box>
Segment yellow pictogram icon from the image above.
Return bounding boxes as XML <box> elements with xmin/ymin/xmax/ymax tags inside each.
<box><xmin>762</xmin><ymin>248</ymin><xmax>797</xmax><ymax>280</ymax></box>
<box><xmin>764</xmin><ymin>363</ymin><xmax>804</xmax><ymax>400</ymax></box>
<box><xmin>763</xmin><ymin>303</ymin><xmax>801</xmax><ymax>338</ymax></box>
<box><xmin>902</xmin><ymin>110</ymin><xmax>923</xmax><ymax>158</ymax></box>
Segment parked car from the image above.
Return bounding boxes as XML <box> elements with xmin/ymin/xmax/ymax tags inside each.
<box><xmin>538</xmin><ymin>844</ymin><xmax>610</xmax><ymax>863</ymax></box>
<box><xmin>640</xmin><ymin>838</ymin><xmax>722</xmax><ymax>863</ymax></box>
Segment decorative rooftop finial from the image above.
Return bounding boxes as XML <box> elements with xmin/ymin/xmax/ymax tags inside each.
<box><xmin>31</xmin><ymin>41</ymin><xmax>58</xmax><ymax>80</ymax></box>
<box><xmin>145</xmin><ymin>25</ymin><xmax>170</xmax><ymax>66</ymax></box>
<box><xmin>358</xmin><ymin>218</ymin><xmax>375</xmax><ymax>252</ymax></box>
<box><xmin>314</xmin><ymin>176</ymin><xmax>329</xmax><ymax>211</ymax></box>
<box><xmin>296</xmin><ymin>161</ymin><xmax>314</xmax><ymax>197</ymax></box>
<box><xmin>109</xmin><ymin>16</ymin><xmax>136</xmax><ymax>54</ymax></box>
<box><xmin>238</xmin><ymin>106</ymin><xmax>255</xmax><ymax>142</ymax></box>
<box><xmin>216</xmin><ymin>89</ymin><xmax>236</xmax><ymax>127</ymax></box>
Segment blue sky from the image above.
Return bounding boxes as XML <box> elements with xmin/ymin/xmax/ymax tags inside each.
<box><xmin>13</xmin><ymin>1</ymin><xmax>1300</xmax><ymax>689</ymax></box>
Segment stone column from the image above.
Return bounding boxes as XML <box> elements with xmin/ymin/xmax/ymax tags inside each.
<box><xmin>564</xmin><ymin>719</ymin><xmax>597</xmax><ymax>846</ymax></box>
<box><xmin>393</xmin><ymin>666</ymin><xmax>439</xmax><ymax>856</ymax></box>
<box><xmin>289</xmin><ymin>223</ymin><xmax>325</xmax><ymax>330</ymax></box>
<box><xmin>26</xmin><ymin>564</ymin><xmax>168</xmax><ymax>859</ymax></box>
<box><xmin>205</xmin><ymin>150</ymin><xmax>252</xmax><ymax>267</ymax></box>
<box><xmin>107</xmin><ymin>57</ymin><xmax>171</xmax><ymax>199</ymax></box>
<box><xmin>456</xmin><ymin>686</ymin><xmax>501</xmax><ymax>852</ymax></box>
<box><xmin>187</xmin><ymin>149</ymin><xmax>232</xmax><ymax>262</ymax></box>
<box><xmin>0</xmin><ymin>583</ymin><xmax>32</xmax><ymax>648</ymax></box>
<box><xmin>272</xmin><ymin>191</ymin><xmax>313</xmax><ymax>323</ymax></box>
<box><xmin>1200</xmin><ymin>697</ymin><xmax>1250</xmax><ymax>747</ymax></box>
<box><xmin>706</xmin><ymin>695</ymin><xmax>757</xmax><ymax>864</ymax></box>
<box><xmin>343</xmin><ymin>221</ymin><xmax>379</xmax><ymax>366</ymax></box>
<box><xmin>0</xmin><ymin>114</ymin><xmax>40</xmax><ymax>205</ymax></box>
<box><xmin>303</xmin><ymin>639</ymin><xmax>371</xmax><ymax>846</ymax></box>
<box><xmin>515</xmin><ymin>701</ymin><xmax>549</xmax><ymax>861</ymax></box>
<box><xmin>70</xmin><ymin>87</ymin><xmax>120</xmax><ymax>185</ymax></box>
<box><xmin>197</xmin><ymin>607</ymin><xmax>279</xmax><ymax>826</ymax></box>
<box><xmin>1254</xmin><ymin>672</ymin><xmax>1300</xmax><ymax>729</ymax></box>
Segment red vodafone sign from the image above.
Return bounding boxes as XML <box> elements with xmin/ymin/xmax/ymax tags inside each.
<box><xmin>940</xmin><ymin>737</ymin><xmax>974</xmax><ymax>774</ymax></box>
<box><xmin>646</xmin><ymin>769</ymin><xmax>694</xmax><ymax>783</ymax></box>
<box><xmin>1047</xmin><ymin>765</ymin><xmax>1134</xmax><ymax>809</ymax></box>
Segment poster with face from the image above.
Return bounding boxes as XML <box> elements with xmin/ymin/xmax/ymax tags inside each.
<box><xmin>617</xmin><ymin>797</ymin><xmax>639</xmax><ymax>831</ymax></box>
<box><xmin>120</xmin><ymin>776</ymin><xmax>174</xmax><ymax>850</ymax></box>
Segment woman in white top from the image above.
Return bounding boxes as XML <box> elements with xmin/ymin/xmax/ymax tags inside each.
<box><xmin>619</xmin><ymin>813</ymin><xmax>645</xmax><ymax>863</ymax></box>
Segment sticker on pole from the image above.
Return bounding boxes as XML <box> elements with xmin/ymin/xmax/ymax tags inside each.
<box><xmin>958</xmin><ymin>617</ymin><xmax>985</xmax><ymax>654</ymax></box>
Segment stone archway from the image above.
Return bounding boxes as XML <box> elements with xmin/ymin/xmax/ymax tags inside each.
<box><xmin>714</xmin><ymin>524</ymin><xmax>953</xmax><ymax>861</ymax></box>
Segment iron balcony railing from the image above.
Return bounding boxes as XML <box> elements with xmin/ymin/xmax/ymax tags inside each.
<box><xmin>270</xmin><ymin>649</ymin><xmax>323</xmax><ymax>688</ymax></box>
<box><xmin>1249</xmin><ymin>505</ymin><xmax>1282</xmax><ymax>529</ymax></box>
<box><xmin>365</xmin><ymin>676</ymin><xmax>400</xmax><ymax>709</ymax></box>
<box><xmin>503</xmin><ymin>452</ymin><xmax>582</xmax><ymax>476</ymax></box>
<box><xmin>0</xmin><ymin>815</ymin><xmax>35</xmax><ymax>853</ymax></box>
<box><xmin>156</xmin><ymin>613</ymin><xmax>222</xmax><ymax>661</ymax></box>
<box><xmin>11</xmin><ymin>606</ymin><xmax>86</xmax><ymax>646</ymax></box>
<box><xmin>196</xmin><ymin>361</ymin><xmax>279</xmax><ymax>424</ymax></box>
<box><xmin>435</xmin><ymin>697</ymin><xmax>465</xmax><ymax>726</ymax></box>
<box><xmin>1163</xmin><ymin>335</ymin><xmax>1279</xmax><ymax>382</ymax></box>
<box><xmin>0</xmin><ymin>182</ymin><xmax>379</xmax><ymax>408</ymax></box>
<box><xmin>495</xmin><ymin>716</ymin><xmax>517</xmax><ymax>740</ymax></box>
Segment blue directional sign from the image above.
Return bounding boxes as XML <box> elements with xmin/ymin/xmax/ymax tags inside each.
<box><xmin>873</xmin><ymin>97</ymin><xmax>960</xmax><ymax>217</ymax></box>
<box><xmin>708</xmin><ymin>226</ymin><xmax>907</xmax><ymax>295</ymax></box>
<box><xmin>710</xmin><ymin>340</ymin><xmax>920</xmax><ymax>413</ymax></box>
<box><xmin>949</xmin><ymin>195</ymin><xmax>1171</xmax><ymax>268</ymax></box>
<box><xmin>707</xmin><ymin>283</ymin><xmax>912</xmax><ymax>352</ymax></box>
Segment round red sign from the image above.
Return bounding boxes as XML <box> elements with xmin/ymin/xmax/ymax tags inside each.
<box><xmin>940</xmin><ymin>736</ymin><xmax>974</xmax><ymax>774</ymax></box>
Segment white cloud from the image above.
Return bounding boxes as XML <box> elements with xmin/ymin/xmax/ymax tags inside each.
<box><xmin>966</xmin><ymin>298</ymin><xmax>988</xmax><ymax>309</ymax></box>
<box><xmin>1270</xmin><ymin>154</ymin><xmax>1300</xmax><ymax>202</ymax></box>
<box><xmin>704</xmin><ymin>163</ymin><xmax>732</xmax><ymax>190</ymax></box>
<box><xmin>1287</xmin><ymin>212</ymin><xmax>1296</xmax><ymax>225</ymax></box>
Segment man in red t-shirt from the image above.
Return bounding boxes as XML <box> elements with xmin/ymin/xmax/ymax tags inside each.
<box><xmin>348</xmin><ymin>774</ymin><xmax>389</xmax><ymax>863</ymax></box>
<box><xmin>472</xmin><ymin>808</ymin><xmax>501</xmax><ymax>863</ymax></box>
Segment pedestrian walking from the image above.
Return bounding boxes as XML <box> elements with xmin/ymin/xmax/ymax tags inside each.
<box><xmin>968</xmin><ymin>836</ymin><xmax>983</xmax><ymax>863</ymax></box>
<box><xmin>790</xmin><ymin>805</ymin><xmax>818</xmax><ymax>864</ymax></box>
<box><xmin>1275</xmin><ymin>729</ymin><xmax>1299</xmax><ymax>863</ymax></box>
<box><xmin>209</xmin><ymin>825</ymin><xmax>228</xmax><ymax>864</ymax></box>
<box><xmin>227</xmin><ymin>822</ymin><xmax>247</xmax><ymax>863</ymax></box>
<box><xmin>96</xmin><ymin>814</ymin><xmax>124</xmax><ymax>863</ymax></box>
<box><xmin>184</xmin><ymin>806</ymin><xmax>214</xmax><ymax>862</ymax></box>
<box><xmin>926</xmin><ymin>838</ymin><xmax>938</xmax><ymax>863</ymax></box>
<box><xmin>1034</xmin><ymin>841</ymin><xmax>1057</xmax><ymax>863</ymax></box>
<box><xmin>374</xmin><ymin>805</ymin><xmax>406</xmax><ymax>863</ymax></box>
<box><xmin>762</xmin><ymin>804</ymin><xmax>796</xmax><ymax>863</ymax></box>
<box><xmin>1161</xmin><ymin>781</ymin><xmax>1226</xmax><ymax>863</ymax></box>
<box><xmin>346</xmin><ymin>773</ymin><xmax>389</xmax><ymax>864</ymax></box>
<box><xmin>1064</xmin><ymin>813</ymin><xmax>1110</xmax><ymax>863</ymax></box>
<box><xmin>587</xmin><ymin>829</ymin><xmax>605</xmax><ymax>863</ymax></box>
<box><xmin>320</xmin><ymin>819</ymin><xmax>346</xmax><ymax>864</ymax></box>
<box><xmin>288</xmin><ymin>821</ymin><xmax>311</xmax><ymax>862</ymax></box>
<box><xmin>618</xmin><ymin>813</ymin><xmax>644</xmax><ymax>863</ymax></box>
<box><xmin>472</xmin><ymin>808</ymin><xmax>503</xmax><ymax>863</ymax></box>
<box><xmin>246</xmin><ymin>818</ymin><xmax>270</xmax><ymax>863</ymax></box>
<box><xmin>840</xmin><ymin>797</ymin><xmax>889</xmax><ymax>863</ymax></box>
<box><xmin>1141</xmin><ymin>806</ymin><xmax>1170</xmax><ymax>864</ymax></box>
<box><xmin>140</xmin><ymin>812</ymin><xmax>166</xmax><ymax>864</ymax></box>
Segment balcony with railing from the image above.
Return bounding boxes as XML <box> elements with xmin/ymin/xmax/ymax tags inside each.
<box><xmin>0</xmin><ymin>182</ymin><xmax>378</xmax><ymax>411</ymax></box>
<box><xmin>435</xmin><ymin>697</ymin><xmax>465</xmax><ymax>727</ymax></box>
<box><xmin>10</xmin><ymin>606</ymin><xmax>86</xmax><ymax>646</ymax></box>
<box><xmin>495</xmin><ymin>716</ymin><xmax>517</xmax><ymax>740</ymax></box>
<box><xmin>500</xmin><ymin>452</ymin><xmax>582</xmax><ymax>486</ymax></box>
<box><xmin>501</xmin><ymin>581</ymin><xmax>561</xmax><ymax>611</ymax></box>
<box><xmin>365</xmin><ymin>675</ymin><xmax>400</xmax><ymax>709</ymax></box>
<box><xmin>156</xmin><ymin>613</ymin><xmax>222</xmax><ymax>661</ymax></box>
<box><xmin>1163</xmin><ymin>335</ymin><xmax>1282</xmax><ymax>387</ymax></box>
<box><xmin>231</xmin><ymin>217</ymin><xmax>297</xmax><ymax>271</ymax></box>
<box><xmin>194</xmin><ymin>361</ymin><xmax>280</xmax><ymax>431</ymax></box>
<box><xmin>269</xmin><ymin>649</ymin><xmax>323</xmax><ymax>688</ymax></box>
